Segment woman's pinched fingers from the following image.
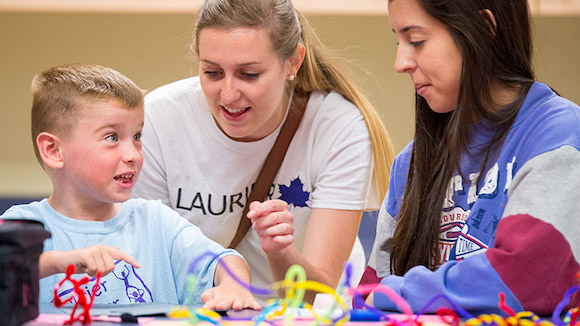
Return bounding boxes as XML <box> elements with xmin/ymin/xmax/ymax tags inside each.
<box><xmin>251</xmin><ymin>210</ymin><xmax>294</xmax><ymax>232</ymax></box>
<box><xmin>254</xmin><ymin>222</ymin><xmax>294</xmax><ymax>237</ymax></box>
<box><xmin>270</xmin><ymin>234</ymin><xmax>293</xmax><ymax>247</ymax></box>
<box><xmin>247</xmin><ymin>200</ymin><xmax>289</xmax><ymax>219</ymax></box>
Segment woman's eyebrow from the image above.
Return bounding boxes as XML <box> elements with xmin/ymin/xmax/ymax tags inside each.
<box><xmin>392</xmin><ymin>25</ymin><xmax>424</xmax><ymax>34</ymax></box>
<box><xmin>200</xmin><ymin>59</ymin><xmax>262</xmax><ymax>67</ymax></box>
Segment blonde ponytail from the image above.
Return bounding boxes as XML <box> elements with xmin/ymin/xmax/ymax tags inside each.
<box><xmin>295</xmin><ymin>12</ymin><xmax>395</xmax><ymax>199</ymax></box>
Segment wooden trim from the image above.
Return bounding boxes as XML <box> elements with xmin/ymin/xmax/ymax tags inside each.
<box><xmin>0</xmin><ymin>0</ymin><xmax>579</xmax><ymax>16</ymax></box>
<box><xmin>0</xmin><ymin>0</ymin><xmax>202</xmax><ymax>14</ymax></box>
<box><xmin>0</xmin><ymin>0</ymin><xmax>388</xmax><ymax>15</ymax></box>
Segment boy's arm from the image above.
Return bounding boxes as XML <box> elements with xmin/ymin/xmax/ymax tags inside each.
<box><xmin>201</xmin><ymin>255</ymin><xmax>261</xmax><ymax>311</ymax></box>
<box><xmin>39</xmin><ymin>245</ymin><xmax>140</xmax><ymax>278</ymax></box>
<box><xmin>39</xmin><ymin>251</ymin><xmax>67</xmax><ymax>278</ymax></box>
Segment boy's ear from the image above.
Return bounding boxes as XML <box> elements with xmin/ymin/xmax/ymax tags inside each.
<box><xmin>36</xmin><ymin>132</ymin><xmax>64</xmax><ymax>169</ymax></box>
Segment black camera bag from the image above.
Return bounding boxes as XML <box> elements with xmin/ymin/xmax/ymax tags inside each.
<box><xmin>0</xmin><ymin>219</ymin><xmax>50</xmax><ymax>326</ymax></box>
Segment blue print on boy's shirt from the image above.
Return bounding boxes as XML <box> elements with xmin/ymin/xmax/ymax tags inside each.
<box><xmin>113</xmin><ymin>263</ymin><xmax>153</xmax><ymax>303</ymax></box>
<box><xmin>278</xmin><ymin>176</ymin><xmax>310</xmax><ymax>208</ymax></box>
<box><xmin>54</xmin><ymin>260</ymin><xmax>153</xmax><ymax>305</ymax></box>
<box><xmin>54</xmin><ymin>277</ymin><xmax>108</xmax><ymax>304</ymax></box>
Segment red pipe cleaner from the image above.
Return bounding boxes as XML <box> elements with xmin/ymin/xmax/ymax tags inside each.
<box><xmin>53</xmin><ymin>264</ymin><xmax>102</xmax><ymax>325</ymax></box>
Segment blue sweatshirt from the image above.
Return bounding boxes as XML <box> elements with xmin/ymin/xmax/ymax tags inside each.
<box><xmin>361</xmin><ymin>82</ymin><xmax>580</xmax><ymax>315</ymax></box>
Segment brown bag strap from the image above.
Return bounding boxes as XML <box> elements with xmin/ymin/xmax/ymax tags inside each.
<box><xmin>228</xmin><ymin>92</ymin><xmax>309</xmax><ymax>249</ymax></box>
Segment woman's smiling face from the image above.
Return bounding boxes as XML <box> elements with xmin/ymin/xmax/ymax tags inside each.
<box><xmin>198</xmin><ymin>27</ymin><xmax>292</xmax><ymax>142</ymax></box>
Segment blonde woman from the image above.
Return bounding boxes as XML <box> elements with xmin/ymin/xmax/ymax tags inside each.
<box><xmin>133</xmin><ymin>0</ymin><xmax>395</xmax><ymax>303</ymax></box>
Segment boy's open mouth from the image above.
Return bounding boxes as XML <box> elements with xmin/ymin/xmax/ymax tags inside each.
<box><xmin>114</xmin><ymin>173</ymin><xmax>134</xmax><ymax>183</ymax></box>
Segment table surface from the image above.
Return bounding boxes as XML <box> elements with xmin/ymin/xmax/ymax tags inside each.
<box><xmin>24</xmin><ymin>304</ymin><xmax>455</xmax><ymax>326</ymax></box>
<box><xmin>25</xmin><ymin>303</ymin><xmax>173</xmax><ymax>325</ymax></box>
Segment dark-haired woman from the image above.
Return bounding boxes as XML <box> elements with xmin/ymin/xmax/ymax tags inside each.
<box><xmin>361</xmin><ymin>0</ymin><xmax>580</xmax><ymax>315</ymax></box>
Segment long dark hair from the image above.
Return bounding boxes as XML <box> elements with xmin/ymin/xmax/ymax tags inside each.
<box><xmin>390</xmin><ymin>0</ymin><xmax>535</xmax><ymax>275</ymax></box>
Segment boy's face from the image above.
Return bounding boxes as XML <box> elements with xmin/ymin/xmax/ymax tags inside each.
<box><xmin>59</xmin><ymin>99</ymin><xmax>144</xmax><ymax>205</ymax></box>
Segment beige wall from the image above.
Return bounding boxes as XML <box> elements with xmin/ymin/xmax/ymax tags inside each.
<box><xmin>1</xmin><ymin>12</ymin><xmax>579</xmax><ymax>197</ymax></box>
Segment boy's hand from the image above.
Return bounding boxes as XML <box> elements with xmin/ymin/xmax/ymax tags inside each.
<box><xmin>247</xmin><ymin>200</ymin><xmax>295</xmax><ymax>254</ymax></box>
<box><xmin>200</xmin><ymin>284</ymin><xmax>261</xmax><ymax>311</ymax></box>
<box><xmin>70</xmin><ymin>245</ymin><xmax>140</xmax><ymax>276</ymax></box>
<box><xmin>41</xmin><ymin>245</ymin><xmax>140</xmax><ymax>278</ymax></box>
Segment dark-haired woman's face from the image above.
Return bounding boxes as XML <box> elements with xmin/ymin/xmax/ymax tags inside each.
<box><xmin>389</xmin><ymin>0</ymin><xmax>462</xmax><ymax>113</ymax></box>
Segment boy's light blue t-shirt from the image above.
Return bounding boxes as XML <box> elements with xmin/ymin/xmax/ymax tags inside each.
<box><xmin>0</xmin><ymin>198</ymin><xmax>241</xmax><ymax>306</ymax></box>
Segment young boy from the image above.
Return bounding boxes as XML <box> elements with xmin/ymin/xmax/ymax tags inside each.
<box><xmin>0</xmin><ymin>64</ymin><xmax>260</xmax><ymax>310</ymax></box>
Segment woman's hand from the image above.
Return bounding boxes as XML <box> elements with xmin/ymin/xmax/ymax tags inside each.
<box><xmin>201</xmin><ymin>255</ymin><xmax>261</xmax><ymax>311</ymax></box>
<box><xmin>247</xmin><ymin>200</ymin><xmax>295</xmax><ymax>254</ymax></box>
<box><xmin>248</xmin><ymin>203</ymin><xmax>363</xmax><ymax>303</ymax></box>
<box><xmin>201</xmin><ymin>284</ymin><xmax>261</xmax><ymax>311</ymax></box>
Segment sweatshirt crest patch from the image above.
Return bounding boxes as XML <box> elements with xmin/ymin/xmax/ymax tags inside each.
<box><xmin>453</xmin><ymin>224</ymin><xmax>488</xmax><ymax>260</ymax></box>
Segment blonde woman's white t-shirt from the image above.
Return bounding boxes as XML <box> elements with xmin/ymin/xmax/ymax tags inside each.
<box><xmin>132</xmin><ymin>77</ymin><xmax>379</xmax><ymax>301</ymax></box>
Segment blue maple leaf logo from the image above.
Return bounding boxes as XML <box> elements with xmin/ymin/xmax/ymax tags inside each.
<box><xmin>278</xmin><ymin>177</ymin><xmax>310</xmax><ymax>208</ymax></box>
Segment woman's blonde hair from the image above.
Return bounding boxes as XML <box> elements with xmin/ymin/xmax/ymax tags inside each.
<box><xmin>193</xmin><ymin>0</ymin><xmax>395</xmax><ymax>199</ymax></box>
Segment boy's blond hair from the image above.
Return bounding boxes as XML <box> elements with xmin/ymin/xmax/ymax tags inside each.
<box><xmin>31</xmin><ymin>63</ymin><xmax>144</xmax><ymax>165</ymax></box>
